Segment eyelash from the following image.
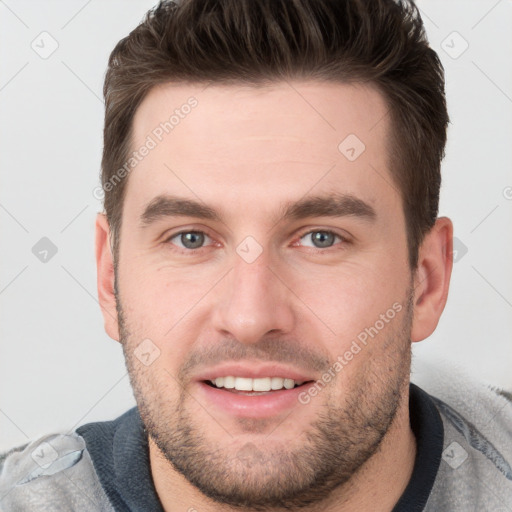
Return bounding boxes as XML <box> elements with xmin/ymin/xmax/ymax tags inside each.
<box><xmin>163</xmin><ymin>228</ymin><xmax>349</xmax><ymax>255</ymax></box>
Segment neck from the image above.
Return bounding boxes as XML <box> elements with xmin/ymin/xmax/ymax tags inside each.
<box><xmin>150</xmin><ymin>387</ymin><xmax>416</xmax><ymax>512</ymax></box>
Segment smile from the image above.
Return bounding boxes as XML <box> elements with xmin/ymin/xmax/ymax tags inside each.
<box><xmin>207</xmin><ymin>376</ymin><xmax>306</xmax><ymax>392</ymax></box>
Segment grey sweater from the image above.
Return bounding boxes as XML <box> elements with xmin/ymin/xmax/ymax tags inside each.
<box><xmin>1</xmin><ymin>364</ymin><xmax>511</xmax><ymax>511</ymax></box>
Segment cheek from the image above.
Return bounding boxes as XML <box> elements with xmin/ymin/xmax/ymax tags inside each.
<box><xmin>286</xmin><ymin>258</ymin><xmax>408</xmax><ymax>343</ymax></box>
<box><xmin>119</xmin><ymin>260</ymin><xmax>206</xmax><ymax>319</ymax></box>
<box><xmin>117</xmin><ymin>261</ymin><xmax>220</xmax><ymax>370</ymax></box>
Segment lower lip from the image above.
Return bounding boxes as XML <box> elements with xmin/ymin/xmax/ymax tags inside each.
<box><xmin>196</xmin><ymin>381</ymin><xmax>311</xmax><ymax>418</ymax></box>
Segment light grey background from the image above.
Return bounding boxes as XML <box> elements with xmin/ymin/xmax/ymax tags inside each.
<box><xmin>1</xmin><ymin>0</ymin><xmax>511</xmax><ymax>451</ymax></box>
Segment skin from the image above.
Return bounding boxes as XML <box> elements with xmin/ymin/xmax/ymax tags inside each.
<box><xmin>96</xmin><ymin>81</ymin><xmax>453</xmax><ymax>511</ymax></box>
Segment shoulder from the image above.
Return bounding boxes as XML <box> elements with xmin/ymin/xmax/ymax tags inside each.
<box><xmin>0</xmin><ymin>430</ymin><xmax>114</xmax><ymax>511</ymax></box>
<box><xmin>412</xmin><ymin>357</ymin><xmax>512</xmax><ymax>511</ymax></box>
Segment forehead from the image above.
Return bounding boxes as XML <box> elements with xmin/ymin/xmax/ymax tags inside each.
<box><xmin>132</xmin><ymin>80</ymin><xmax>390</xmax><ymax>154</ymax></box>
<box><xmin>125</xmin><ymin>80</ymin><xmax>398</xmax><ymax>225</ymax></box>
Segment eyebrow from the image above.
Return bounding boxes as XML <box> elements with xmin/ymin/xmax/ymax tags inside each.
<box><xmin>140</xmin><ymin>196</ymin><xmax>222</xmax><ymax>226</ymax></box>
<box><xmin>279</xmin><ymin>193</ymin><xmax>376</xmax><ymax>223</ymax></box>
<box><xmin>139</xmin><ymin>193</ymin><xmax>376</xmax><ymax>228</ymax></box>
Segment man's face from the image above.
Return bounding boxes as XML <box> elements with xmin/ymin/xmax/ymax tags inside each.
<box><xmin>114</xmin><ymin>81</ymin><xmax>414</xmax><ymax>508</ymax></box>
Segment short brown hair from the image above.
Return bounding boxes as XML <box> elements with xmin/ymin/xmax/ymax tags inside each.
<box><xmin>101</xmin><ymin>0</ymin><xmax>448</xmax><ymax>270</ymax></box>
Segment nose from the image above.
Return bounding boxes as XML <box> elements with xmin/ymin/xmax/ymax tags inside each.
<box><xmin>211</xmin><ymin>255</ymin><xmax>296</xmax><ymax>345</ymax></box>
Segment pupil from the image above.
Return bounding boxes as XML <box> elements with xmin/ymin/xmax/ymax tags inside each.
<box><xmin>182</xmin><ymin>232</ymin><xmax>204</xmax><ymax>249</ymax></box>
<box><xmin>313</xmin><ymin>231</ymin><xmax>334</xmax><ymax>248</ymax></box>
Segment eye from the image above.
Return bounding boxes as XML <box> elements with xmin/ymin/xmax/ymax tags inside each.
<box><xmin>297</xmin><ymin>229</ymin><xmax>344</xmax><ymax>249</ymax></box>
<box><xmin>167</xmin><ymin>230</ymin><xmax>213</xmax><ymax>251</ymax></box>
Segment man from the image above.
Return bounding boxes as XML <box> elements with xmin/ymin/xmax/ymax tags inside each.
<box><xmin>1</xmin><ymin>0</ymin><xmax>511</xmax><ymax>510</ymax></box>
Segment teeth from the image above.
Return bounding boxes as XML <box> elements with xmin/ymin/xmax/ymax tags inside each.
<box><xmin>223</xmin><ymin>376</ymin><xmax>235</xmax><ymax>389</ymax></box>
<box><xmin>253</xmin><ymin>377</ymin><xmax>272</xmax><ymax>392</ymax></box>
<box><xmin>283</xmin><ymin>378</ymin><xmax>295</xmax><ymax>389</ymax></box>
<box><xmin>209</xmin><ymin>376</ymin><xmax>305</xmax><ymax>391</ymax></box>
<box><xmin>235</xmin><ymin>377</ymin><xmax>252</xmax><ymax>391</ymax></box>
<box><xmin>271</xmin><ymin>377</ymin><xmax>284</xmax><ymax>390</ymax></box>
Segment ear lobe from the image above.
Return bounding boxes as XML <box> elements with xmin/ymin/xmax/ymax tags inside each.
<box><xmin>410</xmin><ymin>217</ymin><xmax>453</xmax><ymax>343</ymax></box>
<box><xmin>95</xmin><ymin>213</ymin><xmax>120</xmax><ymax>342</ymax></box>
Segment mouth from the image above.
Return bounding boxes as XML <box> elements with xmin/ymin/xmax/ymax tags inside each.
<box><xmin>203</xmin><ymin>376</ymin><xmax>313</xmax><ymax>395</ymax></box>
<box><xmin>197</xmin><ymin>376</ymin><xmax>316</xmax><ymax>418</ymax></box>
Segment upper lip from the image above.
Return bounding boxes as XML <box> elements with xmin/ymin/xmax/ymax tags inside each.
<box><xmin>194</xmin><ymin>362</ymin><xmax>317</xmax><ymax>383</ymax></box>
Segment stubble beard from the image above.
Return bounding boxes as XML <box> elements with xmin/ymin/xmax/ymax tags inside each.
<box><xmin>117</xmin><ymin>290</ymin><xmax>414</xmax><ymax>511</ymax></box>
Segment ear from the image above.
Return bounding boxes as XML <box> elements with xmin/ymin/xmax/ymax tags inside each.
<box><xmin>95</xmin><ymin>213</ymin><xmax>120</xmax><ymax>342</ymax></box>
<box><xmin>411</xmin><ymin>216</ymin><xmax>453</xmax><ymax>343</ymax></box>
